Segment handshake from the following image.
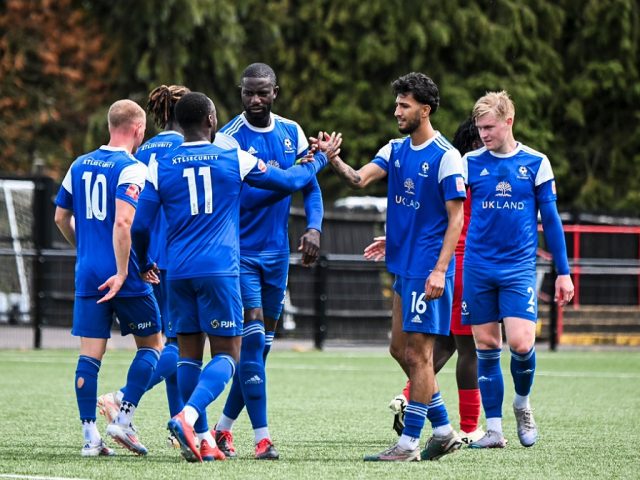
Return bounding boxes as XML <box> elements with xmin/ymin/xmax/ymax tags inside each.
<box><xmin>297</xmin><ymin>131</ymin><xmax>343</xmax><ymax>169</ymax></box>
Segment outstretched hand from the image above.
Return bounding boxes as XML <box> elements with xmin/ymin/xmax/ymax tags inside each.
<box><xmin>97</xmin><ymin>273</ymin><xmax>127</xmax><ymax>304</ymax></box>
<box><xmin>309</xmin><ymin>131</ymin><xmax>342</xmax><ymax>160</ymax></box>
<box><xmin>364</xmin><ymin>236</ymin><xmax>386</xmax><ymax>261</ymax></box>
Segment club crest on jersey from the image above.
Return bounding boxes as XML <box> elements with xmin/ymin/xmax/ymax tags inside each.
<box><xmin>418</xmin><ymin>161</ymin><xmax>429</xmax><ymax>178</ymax></box>
<box><xmin>125</xmin><ymin>184</ymin><xmax>140</xmax><ymax>201</ymax></box>
<box><xmin>495</xmin><ymin>181</ymin><xmax>512</xmax><ymax>197</ymax></box>
<box><xmin>394</xmin><ymin>159</ymin><xmax>401</xmax><ymax>168</ymax></box>
<box><xmin>257</xmin><ymin>159</ymin><xmax>268</xmax><ymax>172</ymax></box>
<box><xmin>461</xmin><ymin>301</ymin><xmax>469</xmax><ymax>316</ymax></box>
<box><xmin>517</xmin><ymin>165</ymin><xmax>529</xmax><ymax>179</ymax></box>
<box><xmin>283</xmin><ymin>138</ymin><xmax>295</xmax><ymax>153</ymax></box>
<box><xmin>267</xmin><ymin>159</ymin><xmax>281</xmax><ymax>168</ymax></box>
<box><xmin>247</xmin><ymin>146</ymin><xmax>258</xmax><ymax>155</ymax></box>
<box><xmin>404</xmin><ymin>178</ymin><xmax>415</xmax><ymax>195</ymax></box>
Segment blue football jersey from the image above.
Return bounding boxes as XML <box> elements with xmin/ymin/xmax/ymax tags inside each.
<box><xmin>462</xmin><ymin>143</ymin><xmax>556</xmax><ymax>268</ymax></box>
<box><xmin>134</xmin><ymin>131</ymin><xmax>183</xmax><ymax>270</ymax></box>
<box><xmin>214</xmin><ymin>112</ymin><xmax>321</xmax><ymax>255</ymax></box>
<box><xmin>55</xmin><ymin>146</ymin><xmax>151</xmax><ymax>297</ymax></box>
<box><xmin>371</xmin><ymin>133</ymin><xmax>466</xmax><ymax>278</ymax></box>
<box><xmin>140</xmin><ymin>141</ymin><xmax>326</xmax><ymax>280</ymax></box>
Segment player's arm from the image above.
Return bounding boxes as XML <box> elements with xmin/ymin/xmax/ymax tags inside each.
<box><xmin>535</xmin><ymin>158</ymin><xmax>573</xmax><ymax>306</ymax></box>
<box><xmin>240</xmin><ymin>184</ymin><xmax>290</xmax><ymax>211</ymax></box>
<box><xmin>54</xmin><ymin>167</ymin><xmax>76</xmax><ymax>247</ymax></box>
<box><xmin>539</xmin><ymin>198</ymin><xmax>573</xmax><ymax>306</ymax></box>
<box><xmin>310</xmin><ymin>132</ymin><xmax>386</xmax><ymax>189</ymax></box>
<box><xmin>298</xmin><ymin>176</ymin><xmax>323</xmax><ymax>266</ymax></box>
<box><xmin>97</xmin><ymin>199</ymin><xmax>136</xmax><ymax>303</ymax></box>
<box><xmin>425</xmin><ymin>198</ymin><xmax>464</xmax><ymax>300</ymax></box>
<box><xmin>54</xmin><ymin>207</ymin><xmax>76</xmax><ymax>247</ymax></box>
<box><xmin>243</xmin><ymin>132</ymin><xmax>341</xmax><ymax>192</ymax></box>
<box><xmin>425</xmin><ymin>151</ymin><xmax>467</xmax><ymax>300</ymax></box>
<box><xmin>131</xmin><ymin>184</ymin><xmax>161</xmax><ymax>280</ymax></box>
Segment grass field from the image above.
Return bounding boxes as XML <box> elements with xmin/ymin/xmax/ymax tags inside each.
<box><xmin>0</xmin><ymin>347</ymin><xmax>639</xmax><ymax>480</ymax></box>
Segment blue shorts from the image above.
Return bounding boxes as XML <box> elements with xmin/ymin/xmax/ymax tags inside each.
<box><xmin>72</xmin><ymin>294</ymin><xmax>161</xmax><ymax>339</ymax></box>
<box><xmin>240</xmin><ymin>253</ymin><xmax>288</xmax><ymax>320</ymax></box>
<box><xmin>153</xmin><ymin>269</ymin><xmax>176</xmax><ymax>339</ymax></box>
<box><xmin>462</xmin><ymin>264</ymin><xmax>537</xmax><ymax>325</ymax></box>
<box><xmin>168</xmin><ymin>276</ymin><xmax>243</xmax><ymax>337</ymax></box>
<box><xmin>393</xmin><ymin>275</ymin><xmax>454</xmax><ymax>335</ymax></box>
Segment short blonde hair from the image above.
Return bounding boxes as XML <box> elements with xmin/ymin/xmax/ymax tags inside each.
<box><xmin>472</xmin><ymin>90</ymin><xmax>515</xmax><ymax>122</ymax></box>
<box><xmin>108</xmin><ymin>99</ymin><xmax>146</xmax><ymax>129</ymax></box>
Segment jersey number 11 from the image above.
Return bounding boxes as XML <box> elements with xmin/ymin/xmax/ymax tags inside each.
<box><xmin>183</xmin><ymin>166</ymin><xmax>213</xmax><ymax>215</ymax></box>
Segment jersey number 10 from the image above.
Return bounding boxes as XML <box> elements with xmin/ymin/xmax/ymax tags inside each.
<box><xmin>183</xmin><ymin>166</ymin><xmax>213</xmax><ymax>215</ymax></box>
<box><xmin>81</xmin><ymin>171</ymin><xmax>107</xmax><ymax>221</ymax></box>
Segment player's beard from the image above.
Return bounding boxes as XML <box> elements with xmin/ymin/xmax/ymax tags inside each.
<box><xmin>244</xmin><ymin>104</ymin><xmax>272</xmax><ymax>127</ymax></box>
<box><xmin>397</xmin><ymin>113</ymin><xmax>421</xmax><ymax>135</ymax></box>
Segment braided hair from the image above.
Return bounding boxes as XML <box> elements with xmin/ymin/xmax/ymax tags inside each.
<box><xmin>147</xmin><ymin>84</ymin><xmax>191</xmax><ymax>129</ymax></box>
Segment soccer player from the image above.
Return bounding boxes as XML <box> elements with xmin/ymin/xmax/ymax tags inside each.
<box><xmin>322</xmin><ymin>72</ymin><xmax>466</xmax><ymax>462</ymax></box>
<box><xmin>131</xmin><ymin>92</ymin><xmax>340</xmax><ymax>462</ymax></box>
<box><xmin>462</xmin><ymin>91</ymin><xmax>574</xmax><ymax>448</ymax></box>
<box><xmin>212</xmin><ymin>62</ymin><xmax>324</xmax><ymax>460</ymax></box>
<box><xmin>54</xmin><ymin>99</ymin><xmax>163</xmax><ymax>457</ymax></box>
<box><xmin>369</xmin><ymin>118</ymin><xmax>485</xmax><ymax>444</ymax></box>
<box><xmin>97</xmin><ymin>85</ymin><xmax>190</xmax><ymax>448</ymax></box>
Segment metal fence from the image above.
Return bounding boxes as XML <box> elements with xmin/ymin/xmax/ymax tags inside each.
<box><xmin>1</xmin><ymin>176</ymin><xmax>639</xmax><ymax>350</ymax></box>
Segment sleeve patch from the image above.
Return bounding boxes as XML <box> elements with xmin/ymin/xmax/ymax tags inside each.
<box><xmin>456</xmin><ymin>177</ymin><xmax>465</xmax><ymax>193</ymax></box>
<box><xmin>551</xmin><ymin>180</ymin><xmax>556</xmax><ymax>195</ymax></box>
<box><xmin>257</xmin><ymin>159</ymin><xmax>267</xmax><ymax>172</ymax></box>
<box><xmin>125</xmin><ymin>184</ymin><xmax>140</xmax><ymax>201</ymax></box>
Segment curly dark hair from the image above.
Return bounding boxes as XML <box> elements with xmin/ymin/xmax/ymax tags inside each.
<box><xmin>452</xmin><ymin>118</ymin><xmax>481</xmax><ymax>156</ymax></box>
<box><xmin>391</xmin><ymin>72</ymin><xmax>439</xmax><ymax>114</ymax></box>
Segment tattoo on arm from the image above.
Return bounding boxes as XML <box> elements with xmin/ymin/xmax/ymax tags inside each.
<box><xmin>330</xmin><ymin>156</ymin><xmax>362</xmax><ymax>187</ymax></box>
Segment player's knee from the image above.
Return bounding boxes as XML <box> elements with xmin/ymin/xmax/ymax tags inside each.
<box><xmin>241</xmin><ymin>331</ymin><xmax>266</xmax><ymax>361</ymax></box>
<box><xmin>404</xmin><ymin>346</ymin><xmax>431</xmax><ymax>370</ymax></box>
<box><xmin>389</xmin><ymin>342</ymin><xmax>403</xmax><ymax>363</ymax></box>
<box><xmin>509</xmin><ymin>340</ymin><xmax>534</xmax><ymax>355</ymax></box>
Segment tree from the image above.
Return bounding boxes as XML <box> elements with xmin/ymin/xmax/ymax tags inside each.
<box><xmin>0</xmin><ymin>0</ymin><xmax>113</xmax><ymax>174</ymax></box>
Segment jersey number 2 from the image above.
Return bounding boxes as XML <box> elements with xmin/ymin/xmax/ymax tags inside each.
<box><xmin>183</xmin><ymin>167</ymin><xmax>213</xmax><ymax>215</ymax></box>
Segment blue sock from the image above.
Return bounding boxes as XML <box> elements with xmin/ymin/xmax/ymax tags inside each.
<box><xmin>187</xmin><ymin>354</ymin><xmax>236</xmax><ymax>432</ymax></box>
<box><xmin>238</xmin><ymin>321</ymin><xmax>267</xmax><ymax>429</ymax></box>
<box><xmin>263</xmin><ymin>331</ymin><xmax>275</xmax><ymax>360</ymax></box>
<box><xmin>221</xmin><ymin>371</ymin><xmax>245</xmax><ymax>422</ymax></box>
<box><xmin>477</xmin><ymin>348</ymin><xmax>504</xmax><ymax>419</ymax></box>
<box><xmin>145</xmin><ymin>342</ymin><xmax>179</xmax><ymax>391</ymax></box>
<box><xmin>510</xmin><ymin>346</ymin><xmax>536</xmax><ymax>396</ymax></box>
<box><xmin>177</xmin><ymin>358</ymin><xmax>208</xmax><ymax>432</ymax></box>
<box><xmin>425</xmin><ymin>391</ymin><xmax>450</xmax><ymax>428</ymax></box>
<box><xmin>403</xmin><ymin>401</ymin><xmax>428</xmax><ymax>438</ymax></box>
<box><xmin>165</xmin><ymin>367</ymin><xmax>182</xmax><ymax>418</ymax></box>
<box><xmin>122</xmin><ymin>347</ymin><xmax>159</xmax><ymax>407</ymax></box>
<box><xmin>75</xmin><ymin>355</ymin><xmax>101</xmax><ymax>422</ymax></box>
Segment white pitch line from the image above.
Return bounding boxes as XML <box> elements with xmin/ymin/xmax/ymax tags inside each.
<box><xmin>1</xmin><ymin>356</ymin><xmax>639</xmax><ymax>379</ymax></box>
<box><xmin>0</xmin><ymin>475</ymin><xmax>91</xmax><ymax>480</ymax></box>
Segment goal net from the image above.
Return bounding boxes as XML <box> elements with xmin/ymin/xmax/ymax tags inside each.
<box><xmin>0</xmin><ymin>179</ymin><xmax>34</xmax><ymax>324</ymax></box>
